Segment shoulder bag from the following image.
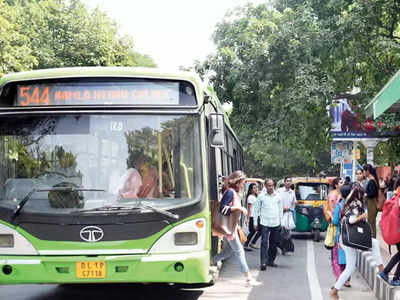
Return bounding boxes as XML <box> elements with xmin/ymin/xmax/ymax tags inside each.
<box><xmin>341</xmin><ymin>217</ymin><xmax>372</xmax><ymax>251</ymax></box>
<box><xmin>237</xmin><ymin>225</ymin><xmax>247</xmax><ymax>244</ymax></box>
<box><xmin>211</xmin><ymin>189</ymin><xmax>241</xmax><ymax>238</ymax></box>
<box><xmin>324</xmin><ymin>223</ymin><xmax>336</xmax><ymax>250</ymax></box>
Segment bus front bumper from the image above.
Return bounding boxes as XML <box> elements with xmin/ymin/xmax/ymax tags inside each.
<box><xmin>0</xmin><ymin>251</ymin><xmax>210</xmax><ymax>284</ymax></box>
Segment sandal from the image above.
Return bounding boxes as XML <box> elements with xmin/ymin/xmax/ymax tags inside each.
<box><xmin>344</xmin><ymin>282</ymin><xmax>351</xmax><ymax>288</ymax></box>
<box><xmin>245</xmin><ymin>277</ymin><xmax>262</xmax><ymax>287</ymax></box>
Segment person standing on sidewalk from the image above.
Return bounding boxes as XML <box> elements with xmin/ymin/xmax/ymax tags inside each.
<box><xmin>327</xmin><ymin>177</ymin><xmax>344</xmax><ymax>221</ymax></box>
<box><xmin>355</xmin><ymin>169</ymin><xmax>368</xmax><ymax>190</ymax></box>
<box><xmin>212</xmin><ymin>170</ymin><xmax>260</xmax><ymax>287</ymax></box>
<box><xmin>253</xmin><ymin>178</ymin><xmax>283</xmax><ymax>270</ymax></box>
<box><xmin>244</xmin><ymin>183</ymin><xmax>261</xmax><ymax>251</ymax></box>
<box><xmin>363</xmin><ymin>163</ymin><xmax>379</xmax><ymax>238</ymax></box>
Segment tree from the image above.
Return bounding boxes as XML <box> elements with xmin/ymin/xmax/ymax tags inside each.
<box><xmin>199</xmin><ymin>3</ymin><xmax>334</xmax><ymax>177</ymax></box>
<box><xmin>199</xmin><ymin>0</ymin><xmax>400</xmax><ymax>177</ymax></box>
<box><xmin>0</xmin><ymin>0</ymin><xmax>156</xmax><ymax>77</ymax></box>
<box><xmin>0</xmin><ymin>0</ymin><xmax>37</xmax><ymax>75</ymax></box>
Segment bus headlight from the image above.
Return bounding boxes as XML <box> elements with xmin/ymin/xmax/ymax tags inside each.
<box><xmin>0</xmin><ymin>234</ymin><xmax>14</xmax><ymax>247</ymax></box>
<box><xmin>174</xmin><ymin>232</ymin><xmax>198</xmax><ymax>246</ymax></box>
<box><xmin>149</xmin><ymin>218</ymin><xmax>206</xmax><ymax>253</ymax></box>
<box><xmin>0</xmin><ymin>223</ymin><xmax>38</xmax><ymax>255</ymax></box>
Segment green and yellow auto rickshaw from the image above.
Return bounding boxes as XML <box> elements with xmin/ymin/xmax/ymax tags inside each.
<box><xmin>292</xmin><ymin>177</ymin><xmax>329</xmax><ymax>241</ymax></box>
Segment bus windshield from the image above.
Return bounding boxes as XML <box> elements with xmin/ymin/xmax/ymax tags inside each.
<box><xmin>295</xmin><ymin>182</ymin><xmax>328</xmax><ymax>201</ymax></box>
<box><xmin>0</xmin><ymin>114</ymin><xmax>201</xmax><ymax>214</ymax></box>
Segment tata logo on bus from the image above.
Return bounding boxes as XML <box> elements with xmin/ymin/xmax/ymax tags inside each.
<box><xmin>79</xmin><ymin>226</ymin><xmax>104</xmax><ymax>242</ymax></box>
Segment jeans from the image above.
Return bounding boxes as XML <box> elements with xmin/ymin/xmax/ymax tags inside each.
<box><xmin>383</xmin><ymin>243</ymin><xmax>400</xmax><ymax>279</ymax></box>
<box><xmin>334</xmin><ymin>238</ymin><xmax>382</xmax><ymax>290</ymax></box>
<box><xmin>212</xmin><ymin>233</ymin><xmax>249</xmax><ymax>274</ymax></box>
<box><xmin>260</xmin><ymin>224</ymin><xmax>280</xmax><ymax>265</ymax></box>
<box><xmin>244</xmin><ymin>217</ymin><xmax>261</xmax><ymax>247</ymax></box>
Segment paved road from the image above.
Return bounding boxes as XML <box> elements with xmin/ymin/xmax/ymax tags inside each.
<box><xmin>0</xmin><ymin>233</ymin><xmax>376</xmax><ymax>300</ymax></box>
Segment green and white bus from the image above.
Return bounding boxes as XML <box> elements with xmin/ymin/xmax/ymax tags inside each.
<box><xmin>0</xmin><ymin>67</ymin><xmax>243</xmax><ymax>285</ymax></box>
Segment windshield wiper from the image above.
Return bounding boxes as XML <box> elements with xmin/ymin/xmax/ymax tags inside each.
<box><xmin>72</xmin><ymin>203</ymin><xmax>179</xmax><ymax>221</ymax></box>
<box><xmin>11</xmin><ymin>187</ymin><xmax>106</xmax><ymax>223</ymax></box>
<box><xmin>71</xmin><ymin>205</ymin><xmax>141</xmax><ymax>214</ymax></box>
<box><xmin>141</xmin><ymin>204</ymin><xmax>179</xmax><ymax>221</ymax></box>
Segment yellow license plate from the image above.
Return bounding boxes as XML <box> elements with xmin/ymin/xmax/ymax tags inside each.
<box><xmin>76</xmin><ymin>261</ymin><xmax>106</xmax><ymax>279</ymax></box>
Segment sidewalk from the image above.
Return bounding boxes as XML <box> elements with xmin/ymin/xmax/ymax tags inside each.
<box><xmin>205</xmin><ymin>236</ymin><xmax>375</xmax><ymax>300</ymax></box>
<box><xmin>357</xmin><ymin>212</ymin><xmax>400</xmax><ymax>300</ymax></box>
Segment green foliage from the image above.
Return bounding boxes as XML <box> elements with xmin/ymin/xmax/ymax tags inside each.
<box><xmin>0</xmin><ymin>0</ymin><xmax>37</xmax><ymax>75</ymax></box>
<box><xmin>0</xmin><ymin>0</ymin><xmax>156</xmax><ymax>76</ymax></box>
<box><xmin>200</xmin><ymin>0</ymin><xmax>400</xmax><ymax>178</ymax></box>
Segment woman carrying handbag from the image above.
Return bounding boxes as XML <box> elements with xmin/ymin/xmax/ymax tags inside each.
<box><xmin>212</xmin><ymin>170</ymin><xmax>261</xmax><ymax>287</ymax></box>
<box><xmin>330</xmin><ymin>183</ymin><xmax>384</xmax><ymax>300</ymax></box>
<box><xmin>330</xmin><ymin>184</ymin><xmax>351</xmax><ymax>287</ymax></box>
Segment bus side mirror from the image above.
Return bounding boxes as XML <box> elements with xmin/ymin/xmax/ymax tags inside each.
<box><xmin>209</xmin><ymin>113</ymin><xmax>225</xmax><ymax>147</ymax></box>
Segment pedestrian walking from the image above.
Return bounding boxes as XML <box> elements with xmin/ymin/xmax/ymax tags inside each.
<box><xmin>331</xmin><ymin>184</ymin><xmax>351</xmax><ymax>287</ymax></box>
<box><xmin>278</xmin><ymin>177</ymin><xmax>297</xmax><ymax>254</ymax></box>
<box><xmin>212</xmin><ymin>170</ymin><xmax>261</xmax><ymax>287</ymax></box>
<box><xmin>253</xmin><ymin>178</ymin><xmax>283</xmax><ymax>270</ymax></box>
<box><xmin>330</xmin><ymin>183</ymin><xmax>383</xmax><ymax>300</ymax></box>
<box><xmin>278</xmin><ymin>177</ymin><xmax>297</xmax><ymax>223</ymax></box>
<box><xmin>363</xmin><ymin>164</ymin><xmax>379</xmax><ymax>238</ymax></box>
<box><xmin>244</xmin><ymin>183</ymin><xmax>261</xmax><ymax>251</ymax></box>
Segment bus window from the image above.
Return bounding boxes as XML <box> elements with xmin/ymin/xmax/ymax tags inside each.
<box><xmin>0</xmin><ymin>114</ymin><xmax>201</xmax><ymax>214</ymax></box>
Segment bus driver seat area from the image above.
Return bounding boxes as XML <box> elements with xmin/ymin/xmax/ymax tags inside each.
<box><xmin>118</xmin><ymin>168</ymin><xmax>142</xmax><ymax>199</ymax></box>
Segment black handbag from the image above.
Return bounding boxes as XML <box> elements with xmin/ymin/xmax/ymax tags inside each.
<box><xmin>341</xmin><ymin>217</ymin><xmax>372</xmax><ymax>250</ymax></box>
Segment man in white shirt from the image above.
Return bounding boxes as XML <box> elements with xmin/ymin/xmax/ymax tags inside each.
<box><xmin>278</xmin><ymin>177</ymin><xmax>297</xmax><ymax>212</ymax></box>
<box><xmin>253</xmin><ymin>178</ymin><xmax>283</xmax><ymax>270</ymax></box>
<box><xmin>278</xmin><ymin>177</ymin><xmax>297</xmax><ymax>225</ymax></box>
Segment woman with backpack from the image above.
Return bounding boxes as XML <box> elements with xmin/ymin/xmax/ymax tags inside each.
<box><xmin>330</xmin><ymin>183</ymin><xmax>384</xmax><ymax>300</ymax></box>
<box><xmin>212</xmin><ymin>170</ymin><xmax>261</xmax><ymax>287</ymax></box>
<box><xmin>378</xmin><ymin>177</ymin><xmax>400</xmax><ymax>286</ymax></box>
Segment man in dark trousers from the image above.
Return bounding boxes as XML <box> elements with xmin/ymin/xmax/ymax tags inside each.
<box><xmin>253</xmin><ymin>178</ymin><xmax>283</xmax><ymax>270</ymax></box>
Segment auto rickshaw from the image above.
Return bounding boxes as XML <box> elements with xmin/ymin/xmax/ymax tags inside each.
<box><xmin>292</xmin><ymin>177</ymin><xmax>329</xmax><ymax>241</ymax></box>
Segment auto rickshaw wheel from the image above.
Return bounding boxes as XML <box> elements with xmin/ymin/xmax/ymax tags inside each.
<box><xmin>313</xmin><ymin>229</ymin><xmax>320</xmax><ymax>242</ymax></box>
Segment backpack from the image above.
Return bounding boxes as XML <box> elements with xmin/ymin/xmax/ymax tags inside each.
<box><xmin>379</xmin><ymin>192</ymin><xmax>400</xmax><ymax>245</ymax></box>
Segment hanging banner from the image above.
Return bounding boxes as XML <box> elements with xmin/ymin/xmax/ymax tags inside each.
<box><xmin>329</xmin><ymin>98</ymin><xmax>392</xmax><ymax>139</ymax></box>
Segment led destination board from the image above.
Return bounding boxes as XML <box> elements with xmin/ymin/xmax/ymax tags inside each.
<box><xmin>15</xmin><ymin>82</ymin><xmax>188</xmax><ymax>106</ymax></box>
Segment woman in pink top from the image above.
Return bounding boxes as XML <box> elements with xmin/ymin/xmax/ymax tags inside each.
<box><xmin>327</xmin><ymin>177</ymin><xmax>343</xmax><ymax>218</ymax></box>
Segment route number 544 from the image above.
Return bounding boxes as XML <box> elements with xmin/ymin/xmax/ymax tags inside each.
<box><xmin>18</xmin><ymin>86</ymin><xmax>50</xmax><ymax>106</ymax></box>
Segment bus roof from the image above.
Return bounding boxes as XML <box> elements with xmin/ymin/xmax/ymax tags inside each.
<box><xmin>0</xmin><ymin>67</ymin><xmax>202</xmax><ymax>85</ymax></box>
<box><xmin>0</xmin><ymin>67</ymin><xmax>205</xmax><ymax>105</ymax></box>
